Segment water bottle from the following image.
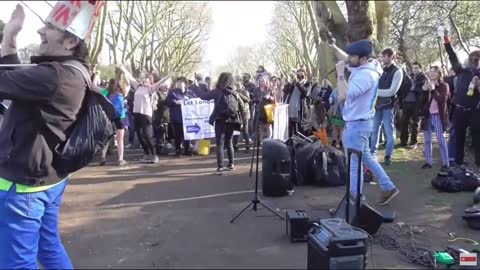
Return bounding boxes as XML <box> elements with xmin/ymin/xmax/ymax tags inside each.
<box><xmin>437</xmin><ymin>24</ymin><xmax>445</xmax><ymax>38</ymax></box>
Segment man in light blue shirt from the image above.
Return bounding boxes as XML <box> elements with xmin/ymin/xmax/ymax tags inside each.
<box><xmin>329</xmin><ymin>39</ymin><xmax>399</xmax><ymax>206</ymax></box>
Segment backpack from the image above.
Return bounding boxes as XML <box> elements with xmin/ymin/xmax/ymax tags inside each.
<box><xmin>431</xmin><ymin>167</ymin><xmax>480</xmax><ymax>192</ymax></box>
<box><xmin>42</xmin><ymin>60</ymin><xmax>116</xmax><ymax>177</ymax></box>
<box><xmin>217</xmin><ymin>88</ymin><xmax>240</xmax><ymax>119</ymax></box>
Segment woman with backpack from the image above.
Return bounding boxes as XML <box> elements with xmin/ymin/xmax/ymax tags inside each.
<box><xmin>419</xmin><ymin>66</ymin><xmax>451</xmax><ymax>170</ymax></box>
<box><xmin>253</xmin><ymin>76</ymin><xmax>275</xmax><ymax>140</ymax></box>
<box><xmin>117</xmin><ymin>65</ymin><xmax>172</xmax><ymax>163</ymax></box>
<box><xmin>100</xmin><ymin>78</ymin><xmax>128</xmax><ymax>166</ymax></box>
<box><xmin>195</xmin><ymin>72</ymin><xmax>244</xmax><ymax>174</ymax></box>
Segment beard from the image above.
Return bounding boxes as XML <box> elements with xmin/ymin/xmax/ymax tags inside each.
<box><xmin>349</xmin><ymin>62</ymin><xmax>360</xmax><ymax>68</ymax></box>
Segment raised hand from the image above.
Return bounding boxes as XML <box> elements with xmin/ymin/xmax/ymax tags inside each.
<box><xmin>336</xmin><ymin>61</ymin><xmax>346</xmax><ymax>76</ymax></box>
<box><xmin>3</xmin><ymin>4</ymin><xmax>25</xmax><ymax>39</ymax></box>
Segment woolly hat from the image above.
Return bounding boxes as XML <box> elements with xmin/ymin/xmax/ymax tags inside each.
<box><xmin>346</xmin><ymin>39</ymin><xmax>374</xmax><ymax>58</ymax></box>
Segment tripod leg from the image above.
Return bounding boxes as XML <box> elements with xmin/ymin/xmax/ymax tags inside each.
<box><xmin>249</xmin><ymin>133</ymin><xmax>256</xmax><ymax>177</ymax></box>
<box><xmin>254</xmin><ymin>123</ymin><xmax>261</xmax><ymax>198</ymax></box>
<box><xmin>258</xmin><ymin>201</ymin><xmax>285</xmax><ymax>220</ymax></box>
<box><xmin>230</xmin><ymin>201</ymin><xmax>254</xmax><ymax>223</ymax></box>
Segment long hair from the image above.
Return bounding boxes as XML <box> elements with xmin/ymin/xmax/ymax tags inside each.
<box><xmin>216</xmin><ymin>72</ymin><xmax>235</xmax><ymax>90</ymax></box>
<box><xmin>429</xmin><ymin>66</ymin><xmax>444</xmax><ymax>81</ymax></box>
<box><xmin>64</xmin><ymin>31</ymin><xmax>89</xmax><ymax>61</ymax></box>
<box><xmin>108</xmin><ymin>78</ymin><xmax>119</xmax><ymax>93</ymax></box>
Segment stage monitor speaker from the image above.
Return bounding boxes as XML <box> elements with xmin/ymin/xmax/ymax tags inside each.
<box><xmin>262</xmin><ymin>139</ymin><xmax>292</xmax><ymax>197</ymax></box>
<box><xmin>333</xmin><ymin>195</ymin><xmax>384</xmax><ymax>235</ymax></box>
<box><xmin>333</xmin><ymin>148</ymin><xmax>384</xmax><ymax>235</ymax></box>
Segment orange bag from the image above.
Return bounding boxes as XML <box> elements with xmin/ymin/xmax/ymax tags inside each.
<box><xmin>312</xmin><ymin>128</ymin><xmax>328</xmax><ymax>146</ymax></box>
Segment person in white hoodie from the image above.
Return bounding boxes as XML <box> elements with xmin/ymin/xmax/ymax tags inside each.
<box><xmin>329</xmin><ymin>39</ymin><xmax>399</xmax><ymax>206</ymax></box>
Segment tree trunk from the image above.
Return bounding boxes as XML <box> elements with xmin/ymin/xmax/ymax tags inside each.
<box><xmin>121</xmin><ymin>1</ymin><xmax>135</xmax><ymax>63</ymax></box>
<box><xmin>374</xmin><ymin>1</ymin><xmax>390</xmax><ymax>50</ymax></box>
<box><xmin>305</xmin><ymin>1</ymin><xmax>323</xmax><ymax>79</ymax></box>
<box><xmin>315</xmin><ymin>1</ymin><xmax>348</xmax><ymax>49</ymax></box>
<box><xmin>345</xmin><ymin>0</ymin><xmax>374</xmax><ymax>42</ymax></box>
<box><xmin>90</xmin><ymin>3</ymin><xmax>108</xmax><ymax>66</ymax></box>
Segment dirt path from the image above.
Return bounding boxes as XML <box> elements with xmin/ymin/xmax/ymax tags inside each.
<box><xmin>60</xmin><ymin>145</ymin><xmax>479</xmax><ymax>269</ymax></box>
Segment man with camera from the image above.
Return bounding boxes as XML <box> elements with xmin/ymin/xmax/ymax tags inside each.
<box><xmin>283</xmin><ymin>69</ymin><xmax>312</xmax><ymax>137</ymax></box>
<box><xmin>329</xmin><ymin>39</ymin><xmax>399</xmax><ymax>206</ymax></box>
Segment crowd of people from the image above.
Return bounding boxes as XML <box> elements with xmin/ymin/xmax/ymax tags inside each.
<box><xmin>92</xmin><ymin>36</ymin><xmax>479</xmax><ymax>181</ymax></box>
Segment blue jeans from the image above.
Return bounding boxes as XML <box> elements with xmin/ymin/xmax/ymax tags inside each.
<box><xmin>343</xmin><ymin>119</ymin><xmax>396</xmax><ymax>196</ymax></box>
<box><xmin>371</xmin><ymin>108</ymin><xmax>395</xmax><ymax>157</ymax></box>
<box><xmin>447</xmin><ymin>117</ymin><xmax>456</xmax><ymax>162</ymax></box>
<box><xmin>0</xmin><ymin>180</ymin><xmax>73</xmax><ymax>269</ymax></box>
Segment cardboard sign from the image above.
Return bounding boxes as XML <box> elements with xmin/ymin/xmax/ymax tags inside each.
<box><xmin>273</xmin><ymin>104</ymin><xmax>289</xmax><ymax>141</ymax></box>
<box><xmin>181</xmin><ymin>98</ymin><xmax>216</xmax><ymax>141</ymax></box>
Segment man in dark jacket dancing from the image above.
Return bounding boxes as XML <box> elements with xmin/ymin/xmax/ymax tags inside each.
<box><xmin>443</xmin><ymin>30</ymin><xmax>480</xmax><ymax>166</ymax></box>
<box><xmin>0</xmin><ymin>2</ymin><xmax>104</xmax><ymax>269</ymax></box>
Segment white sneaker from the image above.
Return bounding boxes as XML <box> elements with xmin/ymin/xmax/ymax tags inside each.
<box><xmin>150</xmin><ymin>156</ymin><xmax>159</xmax><ymax>164</ymax></box>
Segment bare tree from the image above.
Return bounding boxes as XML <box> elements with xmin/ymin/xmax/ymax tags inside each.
<box><xmin>105</xmin><ymin>1</ymin><xmax>211</xmax><ymax>77</ymax></box>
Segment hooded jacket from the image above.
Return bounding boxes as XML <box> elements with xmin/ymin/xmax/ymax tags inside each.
<box><xmin>343</xmin><ymin>59</ymin><xmax>383</xmax><ymax>122</ymax></box>
<box><xmin>0</xmin><ymin>54</ymin><xmax>87</xmax><ymax>187</ymax></box>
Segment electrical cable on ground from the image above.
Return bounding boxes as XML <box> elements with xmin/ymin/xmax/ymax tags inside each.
<box><xmin>371</xmin><ymin>223</ymin><xmax>442</xmax><ymax>268</ymax></box>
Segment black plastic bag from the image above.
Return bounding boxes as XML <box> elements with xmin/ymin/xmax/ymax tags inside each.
<box><xmin>53</xmin><ymin>90</ymin><xmax>115</xmax><ymax>177</ymax></box>
<box><xmin>295</xmin><ymin>141</ymin><xmax>323</xmax><ymax>185</ymax></box>
<box><xmin>312</xmin><ymin>146</ymin><xmax>347</xmax><ymax>186</ymax></box>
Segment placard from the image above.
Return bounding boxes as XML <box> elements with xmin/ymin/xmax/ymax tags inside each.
<box><xmin>273</xmin><ymin>104</ymin><xmax>289</xmax><ymax>141</ymax></box>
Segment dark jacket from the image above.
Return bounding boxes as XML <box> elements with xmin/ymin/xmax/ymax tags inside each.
<box><xmin>195</xmin><ymin>87</ymin><xmax>244</xmax><ymax>127</ymax></box>
<box><xmin>419</xmin><ymin>81</ymin><xmax>450</xmax><ymax>132</ymax></box>
<box><xmin>126</xmin><ymin>90</ymin><xmax>135</xmax><ymax>114</ymax></box>
<box><xmin>236</xmin><ymin>88</ymin><xmax>251</xmax><ymax>121</ymax></box>
<box><xmin>400</xmin><ymin>72</ymin><xmax>427</xmax><ymax>106</ymax></box>
<box><xmin>283</xmin><ymin>81</ymin><xmax>312</xmax><ymax>130</ymax></box>
<box><xmin>166</xmin><ymin>88</ymin><xmax>196</xmax><ymax>123</ymax></box>
<box><xmin>0</xmin><ymin>54</ymin><xmax>87</xmax><ymax>186</ymax></box>
<box><xmin>253</xmin><ymin>87</ymin><xmax>275</xmax><ymax>124</ymax></box>
<box><xmin>243</xmin><ymin>81</ymin><xmax>256</xmax><ymax>96</ymax></box>
<box><xmin>153</xmin><ymin>90</ymin><xmax>170</xmax><ymax>124</ymax></box>
<box><xmin>376</xmin><ymin>64</ymin><xmax>401</xmax><ymax>110</ymax></box>
<box><xmin>444</xmin><ymin>41</ymin><xmax>480</xmax><ymax>109</ymax></box>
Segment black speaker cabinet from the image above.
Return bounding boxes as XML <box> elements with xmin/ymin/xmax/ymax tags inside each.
<box><xmin>262</xmin><ymin>139</ymin><xmax>293</xmax><ymax>197</ymax></box>
<box><xmin>286</xmin><ymin>209</ymin><xmax>312</xmax><ymax>242</ymax></box>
